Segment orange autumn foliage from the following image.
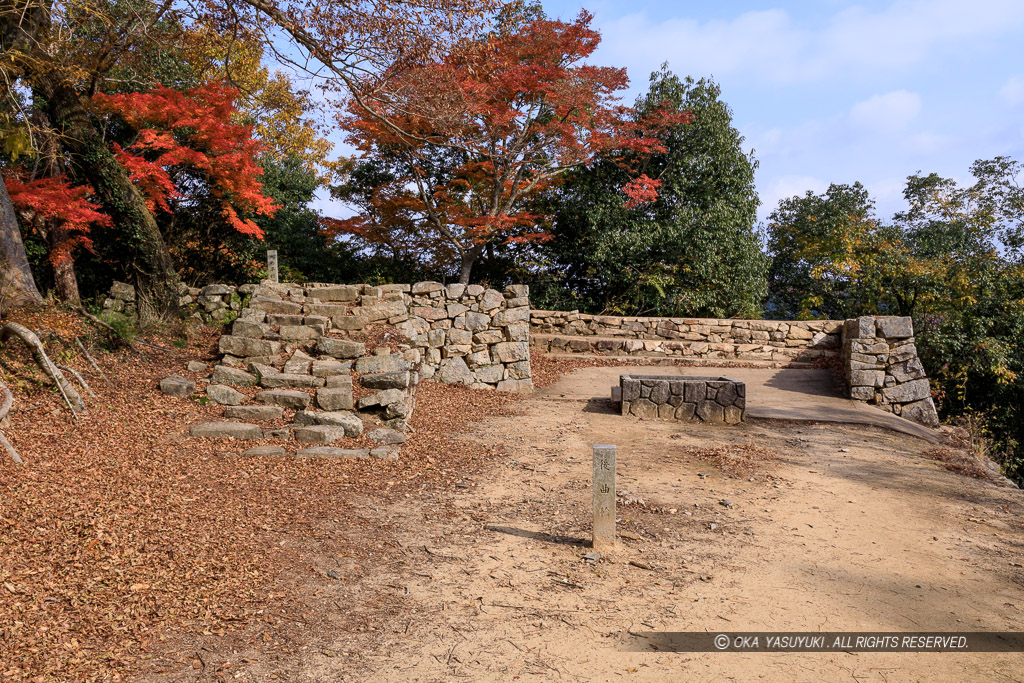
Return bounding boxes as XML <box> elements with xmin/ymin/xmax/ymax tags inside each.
<box><xmin>92</xmin><ymin>82</ymin><xmax>279</xmax><ymax>238</ymax></box>
<box><xmin>4</xmin><ymin>174</ymin><xmax>112</xmax><ymax>263</ymax></box>
<box><xmin>334</xmin><ymin>11</ymin><xmax>691</xmax><ymax>280</ymax></box>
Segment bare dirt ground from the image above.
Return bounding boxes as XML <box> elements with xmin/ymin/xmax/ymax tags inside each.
<box><xmin>291</xmin><ymin>366</ymin><xmax>1024</xmax><ymax>683</ymax></box>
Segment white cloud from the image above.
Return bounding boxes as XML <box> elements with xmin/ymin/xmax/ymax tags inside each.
<box><xmin>594</xmin><ymin>0</ymin><xmax>1024</xmax><ymax>85</ymax></box>
<box><xmin>849</xmin><ymin>91</ymin><xmax>922</xmax><ymax>133</ymax></box>
<box><xmin>1000</xmin><ymin>76</ymin><xmax>1024</xmax><ymax>106</ymax></box>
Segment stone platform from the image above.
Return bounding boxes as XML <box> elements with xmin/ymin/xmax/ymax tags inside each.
<box><xmin>619</xmin><ymin>374</ymin><xmax>746</xmax><ymax>424</ymax></box>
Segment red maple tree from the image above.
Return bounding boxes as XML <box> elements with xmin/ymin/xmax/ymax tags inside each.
<box><xmin>4</xmin><ymin>174</ymin><xmax>113</xmax><ymax>264</ymax></box>
<box><xmin>92</xmin><ymin>82</ymin><xmax>279</xmax><ymax>238</ymax></box>
<box><xmin>333</xmin><ymin>11</ymin><xmax>691</xmax><ymax>283</ymax></box>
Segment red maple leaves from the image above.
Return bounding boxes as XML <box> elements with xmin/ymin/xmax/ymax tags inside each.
<box><xmin>93</xmin><ymin>82</ymin><xmax>278</xmax><ymax>237</ymax></box>
<box><xmin>335</xmin><ymin>11</ymin><xmax>691</xmax><ymax>278</ymax></box>
<box><xmin>4</xmin><ymin>175</ymin><xmax>112</xmax><ymax>263</ymax></box>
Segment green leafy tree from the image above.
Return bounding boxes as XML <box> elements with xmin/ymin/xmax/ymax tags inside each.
<box><xmin>539</xmin><ymin>67</ymin><xmax>766</xmax><ymax>317</ymax></box>
<box><xmin>766</xmin><ymin>182</ymin><xmax>909</xmax><ymax>319</ymax></box>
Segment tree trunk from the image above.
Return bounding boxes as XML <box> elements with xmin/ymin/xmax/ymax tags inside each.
<box><xmin>33</xmin><ymin>73</ymin><xmax>178</xmax><ymax>321</ymax></box>
<box><xmin>457</xmin><ymin>243</ymin><xmax>485</xmax><ymax>285</ymax></box>
<box><xmin>46</xmin><ymin>225</ymin><xmax>80</xmax><ymax>302</ymax></box>
<box><xmin>0</xmin><ymin>176</ymin><xmax>44</xmax><ymax>312</ymax></box>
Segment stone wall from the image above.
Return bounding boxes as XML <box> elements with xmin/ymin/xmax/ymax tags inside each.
<box><xmin>221</xmin><ymin>280</ymin><xmax>532</xmax><ymax>392</ymax></box>
<box><xmin>103</xmin><ymin>281</ymin><xmax>255</xmax><ymax>325</ymax></box>
<box><xmin>531</xmin><ymin>310</ymin><xmax>842</xmax><ymax>364</ymax></box>
<box><xmin>620</xmin><ymin>374</ymin><xmax>746</xmax><ymax>424</ymax></box>
<box><xmin>841</xmin><ymin>316</ymin><xmax>939</xmax><ymax>427</ymax></box>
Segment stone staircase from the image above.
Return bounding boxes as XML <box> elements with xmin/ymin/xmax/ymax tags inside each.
<box><xmin>172</xmin><ymin>279</ymin><xmax>535</xmax><ymax>457</ymax></box>
<box><xmin>180</xmin><ymin>282</ymin><xmax>420</xmax><ymax>459</ymax></box>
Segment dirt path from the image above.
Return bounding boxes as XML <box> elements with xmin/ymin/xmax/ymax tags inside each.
<box><xmin>301</xmin><ymin>367</ymin><xmax>1024</xmax><ymax>682</ymax></box>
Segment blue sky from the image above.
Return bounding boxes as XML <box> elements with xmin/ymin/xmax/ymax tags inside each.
<box><xmin>312</xmin><ymin>0</ymin><xmax>1024</xmax><ymax>224</ymax></box>
<box><xmin>543</xmin><ymin>0</ymin><xmax>1024</xmax><ymax>222</ymax></box>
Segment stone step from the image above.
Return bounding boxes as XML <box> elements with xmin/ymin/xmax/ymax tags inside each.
<box><xmin>532</xmin><ymin>333</ymin><xmax>837</xmax><ymax>363</ymax></box>
<box><xmin>539</xmin><ymin>353</ymin><xmax>823</xmax><ymax>369</ymax></box>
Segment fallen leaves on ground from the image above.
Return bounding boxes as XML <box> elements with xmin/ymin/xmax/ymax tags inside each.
<box><xmin>689</xmin><ymin>445</ymin><xmax>781</xmax><ymax>477</ymax></box>
<box><xmin>0</xmin><ymin>309</ymin><xmax>549</xmax><ymax>681</ymax></box>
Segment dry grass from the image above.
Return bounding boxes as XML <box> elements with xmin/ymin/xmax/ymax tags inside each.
<box><xmin>922</xmin><ymin>447</ymin><xmax>992</xmax><ymax>479</ymax></box>
<box><xmin>688</xmin><ymin>445</ymin><xmax>782</xmax><ymax>477</ymax></box>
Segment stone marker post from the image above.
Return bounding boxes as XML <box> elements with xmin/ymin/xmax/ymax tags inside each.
<box><xmin>267</xmin><ymin>249</ymin><xmax>279</xmax><ymax>284</ymax></box>
<box><xmin>592</xmin><ymin>444</ymin><xmax>616</xmax><ymax>552</ymax></box>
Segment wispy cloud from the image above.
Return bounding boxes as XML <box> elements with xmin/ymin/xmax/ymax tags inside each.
<box><xmin>595</xmin><ymin>0</ymin><xmax>1024</xmax><ymax>85</ymax></box>
<box><xmin>849</xmin><ymin>91</ymin><xmax>922</xmax><ymax>134</ymax></box>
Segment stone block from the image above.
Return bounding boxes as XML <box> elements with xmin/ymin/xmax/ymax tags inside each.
<box><xmin>411</xmin><ymin>281</ymin><xmax>444</xmax><ymax>294</ymax></box>
<box><xmin>256</xmin><ymin>390</ymin><xmax>311</xmax><ymax>409</ymax></box>
<box><xmin>876</xmin><ymin>316</ymin><xmax>914</xmax><ymax>339</ymax></box>
<box><xmin>207</xmin><ymin>384</ymin><xmax>246</xmax><ymax>405</ymax></box>
<box><xmin>411</xmin><ymin>306</ymin><xmax>447</xmax><ymax>321</ymax></box>
<box><xmin>850</xmin><ymin>386</ymin><xmax>875</xmax><ymax>401</ymax></box>
<box><xmin>696</xmin><ymin>401</ymin><xmax>725</xmax><ymax>423</ymax></box>
<box><xmin>360</xmin><ymin>372</ymin><xmax>411</xmax><ymax>390</ymax></box>
<box><xmin>232</xmin><ymin>319</ymin><xmax>268</xmax><ymax>338</ymax></box>
<box><xmin>110</xmin><ymin>281</ymin><xmax>136</xmax><ymax>301</ymax></box>
<box><xmin>889</xmin><ymin>358</ymin><xmax>926</xmax><ymax>382</ymax></box>
<box><xmin>466</xmin><ymin>350</ymin><xmax>491</xmax><ymax>367</ymax></box>
<box><xmin>466</xmin><ymin>285</ymin><xmax>484</xmax><ymax>297</ymax></box>
<box><xmin>465</xmin><ymin>312</ymin><xmax>491</xmax><ymax>331</ymax></box>
<box><xmin>296</xmin><ymin>447</ymin><xmax>370</xmax><ymax>459</ymax></box>
<box><xmin>260</xmin><ymin>373</ymin><xmax>324</xmax><ymax>389</ymax></box>
<box><xmin>473</xmin><ymin>330</ymin><xmax>504</xmax><ymax>345</ymax></box>
<box><xmin>251</xmin><ymin>296</ymin><xmax>302</xmax><ymax>315</ymax></box>
<box><xmin>212</xmin><ymin>365</ymin><xmax>259</xmax><ymax>387</ymax></box>
<box><xmin>316</xmin><ymin>337</ymin><xmax>366</xmax><ymax>359</ymax></box>
<box><xmin>492</xmin><ymin>341</ymin><xmax>529</xmax><ymax>363</ymax></box>
<box><xmin>218</xmin><ymin>335</ymin><xmax>281</xmax><ymax>358</ymax></box>
<box><xmin>357</xmin><ymin>388</ymin><xmax>405</xmax><ymax>409</ymax></box>
<box><xmin>443</xmin><ymin>344</ymin><xmax>472</xmax><ymax>357</ymax></box>
<box><xmin>325</xmin><ymin>374</ymin><xmax>353</xmax><ymax>389</ymax></box>
<box><xmin>224</xmin><ymin>405</ymin><xmax>284</xmax><ymax>420</ymax></box>
<box><xmin>492</xmin><ymin>306</ymin><xmax>530</xmax><ymax>325</ymax></box>
<box><xmin>850</xmin><ymin>369</ymin><xmax>885</xmax><ymax>388</ymax></box>
<box><xmin>504</xmin><ymin>284</ymin><xmax>529</xmax><ymax>299</ymax></box>
<box><xmin>901</xmin><ymin>397</ymin><xmax>940</xmax><ymax>427</ymax></box>
<box><xmin>480</xmin><ymin>289</ymin><xmax>505</xmax><ymax>311</ymax></box>
<box><xmin>438</xmin><ymin>356</ymin><xmax>475</xmax><ymax>385</ymax></box>
<box><xmin>504</xmin><ymin>322</ymin><xmax>530</xmax><ymax>341</ymax></box>
<box><xmin>315</xmin><ymin>285</ymin><xmax>361</xmax><ymax>302</ymax></box>
<box><xmin>496</xmin><ymin>378</ymin><xmax>532</xmax><ymax>393</ymax></box>
<box><xmin>447</xmin><ymin>328</ymin><xmax>473</xmax><ymax>345</ymax></box>
<box><xmin>294</xmin><ymin>425</ymin><xmax>348</xmax><ymax>444</ymax></box>
<box><xmin>316</xmin><ymin>387</ymin><xmax>354</xmax><ymax>411</ymax></box>
<box><xmin>473</xmin><ymin>364</ymin><xmax>504</xmax><ymax>384</ymax></box>
<box><xmin>881</xmin><ymin>379</ymin><xmax>931</xmax><ymax>403</ymax></box>
<box><xmin>844</xmin><ymin>316</ymin><xmax>876</xmax><ymax>340</ymax></box>
<box><xmin>370</xmin><ymin>446</ymin><xmax>400</xmax><ymax>460</ymax></box>
<box><xmin>159</xmin><ymin>375</ymin><xmax>194</xmax><ymax>397</ymax></box>
<box><xmin>355</xmin><ymin>354</ymin><xmax>411</xmax><ymax>374</ymax></box>
<box><xmin>505</xmin><ymin>360</ymin><xmax>531</xmax><ymax>380</ymax></box>
<box><xmin>628</xmin><ymin>398</ymin><xmax>658</xmax><ymax>418</ymax></box>
<box><xmin>278</xmin><ymin>325</ymin><xmax>321</xmax><ymax>341</ymax></box>
<box><xmin>368</xmin><ymin>428</ymin><xmax>408</xmax><ymax>444</ymax></box>
<box><xmin>332</xmin><ymin>315</ymin><xmax>371</xmax><ymax>331</ymax></box>
<box><xmin>190</xmin><ymin>421</ymin><xmax>263</xmax><ymax>440</ymax></box>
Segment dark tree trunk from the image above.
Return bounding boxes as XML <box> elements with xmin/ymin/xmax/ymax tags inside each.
<box><xmin>33</xmin><ymin>73</ymin><xmax>178</xmax><ymax>321</ymax></box>
<box><xmin>0</xmin><ymin>176</ymin><xmax>44</xmax><ymax>312</ymax></box>
<box><xmin>45</xmin><ymin>225</ymin><xmax>80</xmax><ymax>302</ymax></box>
<box><xmin>458</xmin><ymin>243</ymin><xmax>485</xmax><ymax>285</ymax></box>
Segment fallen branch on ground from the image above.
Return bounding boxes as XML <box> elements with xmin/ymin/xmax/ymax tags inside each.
<box><xmin>1</xmin><ymin>322</ymin><xmax>84</xmax><ymax>415</ymax></box>
<box><xmin>75</xmin><ymin>336</ymin><xmax>112</xmax><ymax>386</ymax></box>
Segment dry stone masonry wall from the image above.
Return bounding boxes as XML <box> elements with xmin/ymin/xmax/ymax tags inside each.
<box><xmin>103</xmin><ymin>281</ymin><xmax>256</xmax><ymax>325</ymax></box>
<box><xmin>841</xmin><ymin>316</ymin><xmax>939</xmax><ymax>427</ymax></box>
<box><xmin>620</xmin><ymin>374</ymin><xmax>746</xmax><ymax>424</ymax></box>
<box><xmin>531</xmin><ymin>310</ymin><xmax>841</xmax><ymax>365</ymax></box>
